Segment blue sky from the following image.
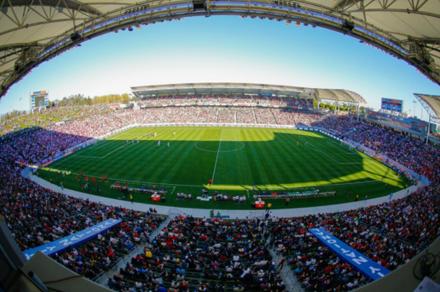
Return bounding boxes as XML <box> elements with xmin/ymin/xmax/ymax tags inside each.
<box><xmin>0</xmin><ymin>16</ymin><xmax>438</xmax><ymax>119</ymax></box>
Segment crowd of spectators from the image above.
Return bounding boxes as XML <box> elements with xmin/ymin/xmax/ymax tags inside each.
<box><xmin>35</xmin><ymin>99</ymin><xmax>318</xmax><ymax>142</ymax></box>
<box><xmin>137</xmin><ymin>95</ymin><xmax>313</xmax><ymax>110</ymax></box>
<box><xmin>108</xmin><ymin>216</ymin><xmax>285</xmax><ymax>291</ymax></box>
<box><xmin>0</xmin><ymin>105</ymin><xmax>112</xmax><ymax>136</ymax></box>
<box><xmin>53</xmin><ymin>211</ymin><xmax>163</xmax><ymax>279</ymax></box>
<box><xmin>43</xmin><ymin>99</ymin><xmax>320</xmax><ymax>141</ymax></box>
<box><xmin>270</xmin><ymin>184</ymin><xmax>439</xmax><ymax>291</ymax></box>
<box><xmin>313</xmin><ymin>115</ymin><xmax>439</xmax><ymax>181</ymax></box>
<box><xmin>0</xmin><ymin>125</ymin><xmax>164</xmax><ymax>280</ymax></box>
<box><xmin>0</xmin><ymin>97</ymin><xmax>438</xmax><ymax>291</ymax></box>
<box><xmin>260</xmin><ymin>114</ymin><xmax>439</xmax><ymax>291</ymax></box>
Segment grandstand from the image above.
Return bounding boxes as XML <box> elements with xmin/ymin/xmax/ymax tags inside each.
<box><xmin>0</xmin><ymin>91</ymin><xmax>437</xmax><ymax>291</ymax></box>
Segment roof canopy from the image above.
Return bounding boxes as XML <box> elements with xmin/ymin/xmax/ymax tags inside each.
<box><xmin>315</xmin><ymin>88</ymin><xmax>365</xmax><ymax>104</ymax></box>
<box><xmin>0</xmin><ymin>1</ymin><xmax>439</xmax><ymax>98</ymax></box>
<box><xmin>414</xmin><ymin>93</ymin><xmax>440</xmax><ymax>120</ymax></box>
<box><xmin>131</xmin><ymin>82</ymin><xmax>366</xmax><ymax>104</ymax></box>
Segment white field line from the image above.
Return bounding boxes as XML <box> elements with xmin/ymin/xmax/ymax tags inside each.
<box><xmin>77</xmin><ymin>143</ymin><xmax>128</xmax><ymax>159</ymax></box>
<box><xmin>61</xmin><ymin>171</ymin><xmax>202</xmax><ymax>188</ymax></box>
<box><xmin>304</xmin><ymin>141</ymin><xmax>359</xmax><ymax>165</ymax></box>
<box><xmin>210</xmin><ymin>130</ymin><xmax>223</xmax><ymax>184</ymax></box>
<box><xmin>77</xmin><ymin>131</ymin><xmax>155</xmax><ymax>159</ymax></box>
<box><xmin>38</xmin><ymin>169</ymin><xmax>380</xmax><ymax>190</ymax></box>
<box><xmin>331</xmin><ymin>144</ymin><xmax>359</xmax><ymax>157</ymax></box>
<box><xmin>49</xmin><ymin>128</ymin><xmax>382</xmax><ymax>190</ymax></box>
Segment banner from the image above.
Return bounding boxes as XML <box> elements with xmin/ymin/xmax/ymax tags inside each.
<box><xmin>23</xmin><ymin>218</ymin><xmax>122</xmax><ymax>260</ymax></box>
<box><xmin>309</xmin><ymin>227</ymin><xmax>390</xmax><ymax>281</ymax></box>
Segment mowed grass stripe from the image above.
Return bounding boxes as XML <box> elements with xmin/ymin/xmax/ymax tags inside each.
<box><xmin>243</xmin><ymin>129</ymin><xmax>270</xmax><ymax>186</ymax></box>
<box><xmin>253</xmin><ymin>129</ymin><xmax>281</xmax><ymax>185</ymax></box>
<box><xmin>299</xmin><ymin>134</ymin><xmax>358</xmax><ymax>166</ymax></box>
<box><xmin>211</xmin><ymin>128</ymin><xmax>248</xmax><ymax>186</ymax></box>
<box><xmin>290</xmin><ymin>132</ymin><xmax>331</xmax><ymax>182</ymax></box>
<box><xmin>316</xmin><ymin>137</ymin><xmax>363</xmax><ymax>182</ymax></box>
<box><xmin>126</xmin><ymin>128</ymin><xmax>198</xmax><ymax>182</ymax></box>
<box><xmin>260</xmin><ymin>130</ymin><xmax>301</xmax><ymax>186</ymax></box>
<box><xmin>276</xmin><ymin>131</ymin><xmax>314</xmax><ymax>183</ymax></box>
<box><xmin>154</xmin><ymin>128</ymin><xmax>207</xmax><ymax>184</ymax></box>
<box><xmin>290</xmin><ymin>134</ymin><xmax>333</xmax><ymax>183</ymax></box>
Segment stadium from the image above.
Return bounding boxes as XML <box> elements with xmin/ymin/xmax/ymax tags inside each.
<box><xmin>0</xmin><ymin>1</ymin><xmax>439</xmax><ymax>292</ymax></box>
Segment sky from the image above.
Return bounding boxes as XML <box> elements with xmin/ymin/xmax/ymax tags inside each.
<box><xmin>0</xmin><ymin>16</ymin><xmax>438</xmax><ymax>119</ymax></box>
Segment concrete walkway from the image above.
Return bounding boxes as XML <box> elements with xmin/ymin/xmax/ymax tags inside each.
<box><xmin>95</xmin><ymin>214</ymin><xmax>175</xmax><ymax>286</ymax></box>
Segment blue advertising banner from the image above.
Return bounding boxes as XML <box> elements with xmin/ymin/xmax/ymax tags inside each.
<box><xmin>23</xmin><ymin>218</ymin><xmax>122</xmax><ymax>260</ymax></box>
<box><xmin>309</xmin><ymin>227</ymin><xmax>390</xmax><ymax>281</ymax></box>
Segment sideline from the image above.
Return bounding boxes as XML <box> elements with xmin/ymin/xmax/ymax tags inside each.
<box><xmin>23</xmin><ymin>168</ymin><xmax>427</xmax><ymax>219</ymax></box>
<box><xmin>32</xmin><ymin>168</ymin><xmax>385</xmax><ymax>189</ymax></box>
<box><xmin>77</xmin><ymin>143</ymin><xmax>128</xmax><ymax>159</ymax></box>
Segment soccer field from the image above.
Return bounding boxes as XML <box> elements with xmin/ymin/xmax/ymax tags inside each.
<box><xmin>37</xmin><ymin>126</ymin><xmax>408</xmax><ymax>209</ymax></box>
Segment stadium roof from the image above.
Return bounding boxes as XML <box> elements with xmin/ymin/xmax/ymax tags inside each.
<box><xmin>131</xmin><ymin>82</ymin><xmax>367</xmax><ymax>104</ymax></box>
<box><xmin>315</xmin><ymin>88</ymin><xmax>365</xmax><ymax>104</ymax></box>
<box><xmin>414</xmin><ymin>93</ymin><xmax>440</xmax><ymax>119</ymax></box>
<box><xmin>0</xmin><ymin>1</ymin><xmax>439</xmax><ymax>98</ymax></box>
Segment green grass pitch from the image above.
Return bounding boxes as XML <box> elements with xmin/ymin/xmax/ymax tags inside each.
<box><xmin>37</xmin><ymin>126</ymin><xmax>409</xmax><ymax>209</ymax></box>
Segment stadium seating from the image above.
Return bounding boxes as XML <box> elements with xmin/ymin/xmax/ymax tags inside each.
<box><xmin>108</xmin><ymin>216</ymin><xmax>286</xmax><ymax>291</ymax></box>
<box><xmin>270</xmin><ymin>186</ymin><xmax>439</xmax><ymax>290</ymax></box>
<box><xmin>0</xmin><ymin>96</ymin><xmax>438</xmax><ymax>291</ymax></box>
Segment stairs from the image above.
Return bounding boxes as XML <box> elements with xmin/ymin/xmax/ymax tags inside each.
<box><xmin>268</xmin><ymin>247</ymin><xmax>304</xmax><ymax>292</ymax></box>
<box><xmin>95</xmin><ymin>215</ymin><xmax>176</xmax><ymax>285</ymax></box>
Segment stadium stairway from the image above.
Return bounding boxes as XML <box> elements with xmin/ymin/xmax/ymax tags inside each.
<box><xmin>270</xmin><ymin>108</ymin><xmax>279</xmax><ymax>124</ymax></box>
<box><xmin>252</xmin><ymin>108</ymin><xmax>258</xmax><ymax>123</ymax></box>
<box><xmin>268</xmin><ymin>244</ymin><xmax>304</xmax><ymax>292</ymax></box>
<box><xmin>94</xmin><ymin>214</ymin><xmax>176</xmax><ymax>287</ymax></box>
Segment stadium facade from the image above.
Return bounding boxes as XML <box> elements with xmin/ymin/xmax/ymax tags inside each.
<box><xmin>131</xmin><ymin>82</ymin><xmax>366</xmax><ymax>105</ymax></box>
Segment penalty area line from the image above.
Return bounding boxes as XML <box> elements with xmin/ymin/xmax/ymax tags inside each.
<box><xmin>77</xmin><ymin>143</ymin><xmax>128</xmax><ymax>159</ymax></box>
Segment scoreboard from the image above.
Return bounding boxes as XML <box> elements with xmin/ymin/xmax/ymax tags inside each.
<box><xmin>381</xmin><ymin>98</ymin><xmax>403</xmax><ymax>113</ymax></box>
